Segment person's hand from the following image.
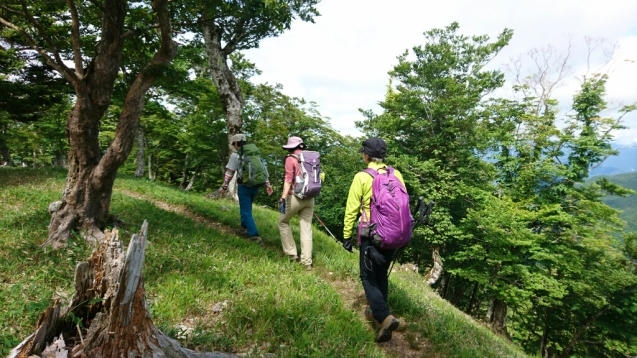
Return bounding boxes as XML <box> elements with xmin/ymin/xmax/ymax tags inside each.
<box><xmin>342</xmin><ymin>238</ymin><xmax>353</xmax><ymax>252</ymax></box>
<box><xmin>266</xmin><ymin>186</ymin><xmax>273</xmax><ymax>196</ymax></box>
<box><xmin>278</xmin><ymin>198</ymin><xmax>286</xmax><ymax>214</ymax></box>
<box><xmin>220</xmin><ymin>185</ymin><xmax>228</xmax><ymax>195</ymax></box>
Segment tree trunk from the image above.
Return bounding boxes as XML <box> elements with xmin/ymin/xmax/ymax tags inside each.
<box><xmin>185</xmin><ymin>169</ymin><xmax>198</xmax><ymax>191</ymax></box>
<box><xmin>425</xmin><ymin>246</ymin><xmax>443</xmax><ymax>285</ymax></box>
<box><xmin>465</xmin><ymin>282</ymin><xmax>479</xmax><ymax>315</ymax></box>
<box><xmin>9</xmin><ymin>222</ymin><xmax>237</xmax><ymax>358</ymax></box>
<box><xmin>1</xmin><ymin>137</ymin><xmax>12</xmax><ymax>166</ymax></box>
<box><xmin>540</xmin><ymin>320</ymin><xmax>550</xmax><ymax>358</ymax></box>
<box><xmin>134</xmin><ymin>127</ymin><xmax>145</xmax><ymax>177</ymax></box>
<box><xmin>45</xmin><ymin>0</ymin><xmax>177</xmax><ymax>248</ymax></box>
<box><xmin>558</xmin><ymin>306</ymin><xmax>609</xmax><ymax>358</ymax></box>
<box><xmin>201</xmin><ymin>21</ymin><xmax>243</xmax><ymax>145</ymax></box>
<box><xmin>180</xmin><ymin>153</ymin><xmax>190</xmax><ymax>189</ymax></box>
<box><xmin>486</xmin><ymin>297</ymin><xmax>508</xmax><ymax>337</ymax></box>
<box><xmin>148</xmin><ymin>153</ymin><xmax>154</xmax><ymax>180</ymax></box>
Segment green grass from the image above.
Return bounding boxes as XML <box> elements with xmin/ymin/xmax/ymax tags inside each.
<box><xmin>0</xmin><ymin>168</ymin><xmax>528</xmax><ymax>357</ymax></box>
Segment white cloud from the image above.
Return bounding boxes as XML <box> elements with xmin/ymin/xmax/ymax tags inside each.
<box><xmin>243</xmin><ymin>0</ymin><xmax>637</xmax><ymax>141</ymax></box>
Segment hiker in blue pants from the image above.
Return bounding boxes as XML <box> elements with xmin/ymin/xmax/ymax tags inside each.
<box><xmin>219</xmin><ymin>133</ymin><xmax>273</xmax><ymax>245</ymax></box>
<box><xmin>340</xmin><ymin>137</ymin><xmax>406</xmax><ymax>343</ymax></box>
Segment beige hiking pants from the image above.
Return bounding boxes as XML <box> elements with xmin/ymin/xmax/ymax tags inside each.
<box><xmin>278</xmin><ymin>195</ymin><xmax>314</xmax><ymax>266</ymax></box>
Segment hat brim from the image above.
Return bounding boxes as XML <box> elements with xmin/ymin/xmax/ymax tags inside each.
<box><xmin>283</xmin><ymin>143</ymin><xmax>307</xmax><ymax>149</ymax></box>
<box><xmin>358</xmin><ymin>147</ymin><xmax>365</xmax><ymax>153</ymax></box>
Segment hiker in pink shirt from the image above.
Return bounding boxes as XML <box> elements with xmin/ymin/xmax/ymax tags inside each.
<box><xmin>278</xmin><ymin>136</ymin><xmax>315</xmax><ymax>270</ymax></box>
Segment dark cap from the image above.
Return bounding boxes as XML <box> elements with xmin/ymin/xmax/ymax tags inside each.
<box><xmin>358</xmin><ymin>137</ymin><xmax>387</xmax><ymax>158</ymax></box>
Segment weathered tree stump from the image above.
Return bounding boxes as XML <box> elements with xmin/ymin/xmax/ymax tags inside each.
<box><xmin>9</xmin><ymin>221</ymin><xmax>237</xmax><ymax>358</ymax></box>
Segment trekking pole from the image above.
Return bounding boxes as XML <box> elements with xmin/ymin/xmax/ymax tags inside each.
<box><xmin>313</xmin><ymin>212</ymin><xmax>339</xmax><ymax>243</ymax></box>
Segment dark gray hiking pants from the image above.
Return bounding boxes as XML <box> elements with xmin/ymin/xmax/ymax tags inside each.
<box><xmin>359</xmin><ymin>238</ymin><xmax>395</xmax><ymax>324</ymax></box>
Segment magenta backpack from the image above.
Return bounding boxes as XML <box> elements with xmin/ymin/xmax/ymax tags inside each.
<box><xmin>360</xmin><ymin>167</ymin><xmax>412</xmax><ymax>249</ymax></box>
<box><xmin>290</xmin><ymin>151</ymin><xmax>322</xmax><ymax>199</ymax></box>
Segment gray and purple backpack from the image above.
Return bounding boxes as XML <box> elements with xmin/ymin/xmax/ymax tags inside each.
<box><xmin>360</xmin><ymin>167</ymin><xmax>412</xmax><ymax>249</ymax></box>
<box><xmin>289</xmin><ymin>151</ymin><xmax>322</xmax><ymax>199</ymax></box>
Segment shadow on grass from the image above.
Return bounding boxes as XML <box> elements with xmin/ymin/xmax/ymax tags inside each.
<box><xmin>0</xmin><ymin>167</ymin><xmax>67</xmax><ymax>188</ymax></box>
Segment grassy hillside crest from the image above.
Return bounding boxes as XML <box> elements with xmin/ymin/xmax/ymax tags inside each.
<box><xmin>0</xmin><ymin>168</ymin><xmax>527</xmax><ymax>357</ymax></box>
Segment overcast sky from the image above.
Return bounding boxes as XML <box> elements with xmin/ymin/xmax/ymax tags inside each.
<box><xmin>243</xmin><ymin>0</ymin><xmax>637</xmax><ymax>146</ymax></box>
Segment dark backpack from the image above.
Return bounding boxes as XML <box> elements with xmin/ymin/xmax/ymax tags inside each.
<box><xmin>360</xmin><ymin>167</ymin><xmax>412</xmax><ymax>249</ymax></box>
<box><xmin>289</xmin><ymin>150</ymin><xmax>322</xmax><ymax>199</ymax></box>
<box><xmin>238</xmin><ymin>144</ymin><xmax>268</xmax><ymax>187</ymax></box>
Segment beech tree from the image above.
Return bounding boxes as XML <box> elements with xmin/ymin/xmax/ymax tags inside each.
<box><xmin>181</xmin><ymin>0</ymin><xmax>320</xmax><ymax>144</ymax></box>
<box><xmin>0</xmin><ymin>0</ymin><xmax>178</xmax><ymax>247</ymax></box>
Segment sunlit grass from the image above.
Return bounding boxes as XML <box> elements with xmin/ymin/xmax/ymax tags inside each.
<box><xmin>1</xmin><ymin>168</ymin><xmax>528</xmax><ymax>357</ymax></box>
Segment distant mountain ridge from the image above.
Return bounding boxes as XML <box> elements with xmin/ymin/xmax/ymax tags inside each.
<box><xmin>593</xmin><ymin>171</ymin><xmax>637</xmax><ymax>234</ymax></box>
<box><xmin>589</xmin><ymin>146</ymin><xmax>637</xmax><ymax>177</ymax></box>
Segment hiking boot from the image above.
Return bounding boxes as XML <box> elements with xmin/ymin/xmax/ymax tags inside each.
<box><xmin>304</xmin><ymin>263</ymin><xmax>313</xmax><ymax>271</ymax></box>
<box><xmin>364</xmin><ymin>306</ymin><xmax>379</xmax><ymax>327</ymax></box>
<box><xmin>288</xmin><ymin>255</ymin><xmax>300</xmax><ymax>263</ymax></box>
<box><xmin>234</xmin><ymin>227</ymin><xmax>248</xmax><ymax>237</ymax></box>
<box><xmin>375</xmin><ymin>315</ymin><xmax>399</xmax><ymax>343</ymax></box>
<box><xmin>249</xmin><ymin>235</ymin><xmax>265</xmax><ymax>247</ymax></box>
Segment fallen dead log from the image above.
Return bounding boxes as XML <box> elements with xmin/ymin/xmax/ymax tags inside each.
<box><xmin>9</xmin><ymin>221</ymin><xmax>237</xmax><ymax>358</ymax></box>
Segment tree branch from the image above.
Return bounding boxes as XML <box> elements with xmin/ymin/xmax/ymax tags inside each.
<box><xmin>0</xmin><ymin>4</ymin><xmax>22</xmax><ymax>16</ymax></box>
<box><xmin>19</xmin><ymin>0</ymin><xmax>67</xmax><ymax>68</ymax></box>
<box><xmin>222</xmin><ymin>18</ymin><xmax>248</xmax><ymax>55</ymax></box>
<box><xmin>0</xmin><ymin>16</ymin><xmax>78</xmax><ymax>85</ymax></box>
<box><xmin>66</xmin><ymin>0</ymin><xmax>84</xmax><ymax>78</ymax></box>
<box><xmin>121</xmin><ymin>24</ymin><xmax>160</xmax><ymax>39</ymax></box>
<box><xmin>96</xmin><ymin>0</ymin><xmax>177</xmax><ymax>178</ymax></box>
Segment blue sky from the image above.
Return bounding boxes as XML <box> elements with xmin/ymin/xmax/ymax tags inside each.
<box><xmin>244</xmin><ymin>0</ymin><xmax>637</xmax><ymax>145</ymax></box>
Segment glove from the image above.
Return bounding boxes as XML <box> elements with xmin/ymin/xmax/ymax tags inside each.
<box><xmin>342</xmin><ymin>238</ymin><xmax>353</xmax><ymax>252</ymax></box>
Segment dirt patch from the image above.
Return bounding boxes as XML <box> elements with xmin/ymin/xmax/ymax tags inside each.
<box><xmin>318</xmin><ymin>271</ymin><xmax>431</xmax><ymax>358</ymax></box>
<box><xmin>118</xmin><ymin>189</ymin><xmax>433</xmax><ymax>357</ymax></box>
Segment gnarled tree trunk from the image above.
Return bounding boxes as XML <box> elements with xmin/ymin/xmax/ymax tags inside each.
<box><xmin>45</xmin><ymin>0</ymin><xmax>178</xmax><ymax>248</ymax></box>
<box><xmin>425</xmin><ymin>246</ymin><xmax>443</xmax><ymax>285</ymax></box>
<box><xmin>201</xmin><ymin>22</ymin><xmax>244</xmax><ymax>145</ymax></box>
<box><xmin>9</xmin><ymin>222</ymin><xmax>237</xmax><ymax>358</ymax></box>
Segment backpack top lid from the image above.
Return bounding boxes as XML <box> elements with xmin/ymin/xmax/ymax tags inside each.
<box><xmin>241</xmin><ymin>143</ymin><xmax>260</xmax><ymax>156</ymax></box>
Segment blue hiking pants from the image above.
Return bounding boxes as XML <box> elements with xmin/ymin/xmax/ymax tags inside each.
<box><xmin>238</xmin><ymin>184</ymin><xmax>260</xmax><ymax>237</ymax></box>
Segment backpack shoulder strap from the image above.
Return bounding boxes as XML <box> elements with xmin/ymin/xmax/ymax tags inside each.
<box><xmin>363</xmin><ymin>168</ymin><xmax>378</xmax><ymax>178</ymax></box>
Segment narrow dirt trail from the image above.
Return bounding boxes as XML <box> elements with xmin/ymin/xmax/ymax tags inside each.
<box><xmin>118</xmin><ymin>189</ymin><xmax>430</xmax><ymax>358</ymax></box>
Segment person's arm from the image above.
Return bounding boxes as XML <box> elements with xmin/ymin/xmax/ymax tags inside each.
<box><xmin>220</xmin><ymin>168</ymin><xmax>235</xmax><ymax>190</ymax></box>
<box><xmin>343</xmin><ymin>173</ymin><xmax>364</xmax><ymax>239</ymax></box>
<box><xmin>280</xmin><ymin>156</ymin><xmax>295</xmax><ymax>200</ymax></box>
<box><xmin>220</xmin><ymin>153</ymin><xmax>239</xmax><ymax>192</ymax></box>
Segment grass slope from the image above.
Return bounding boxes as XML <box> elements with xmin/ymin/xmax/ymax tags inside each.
<box><xmin>0</xmin><ymin>168</ymin><xmax>527</xmax><ymax>358</ymax></box>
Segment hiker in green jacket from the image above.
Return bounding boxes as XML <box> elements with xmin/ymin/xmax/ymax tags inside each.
<box><xmin>341</xmin><ymin>137</ymin><xmax>403</xmax><ymax>343</ymax></box>
<box><xmin>219</xmin><ymin>133</ymin><xmax>273</xmax><ymax>245</ymax></box>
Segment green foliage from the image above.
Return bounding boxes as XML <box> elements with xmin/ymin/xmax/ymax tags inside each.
<box><xmin>358</xmin><ymin>22</ymin><xmax>637</xmax><ymax>357</ymax></box>
<box><xmin>176</xmin><ymin>0</ymin><xmax>320</xmax><ymax>50</ymax></box>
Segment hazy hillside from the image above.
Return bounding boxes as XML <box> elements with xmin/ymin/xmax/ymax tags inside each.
<box><xmin>593</xmin><ymin>172</ymin><xmax>637</xmax><ymax>233</ymax></box>
<box><xmin>589</xmin><ymin>146</ymin><xmax>637</xmax><ymax>176</ymax></box>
